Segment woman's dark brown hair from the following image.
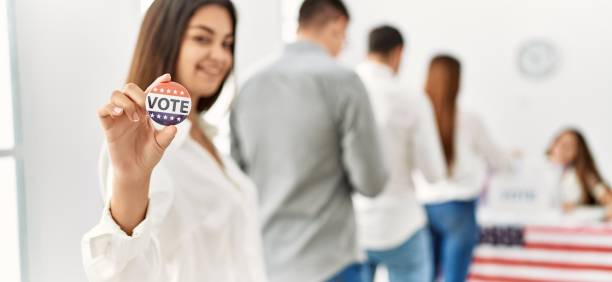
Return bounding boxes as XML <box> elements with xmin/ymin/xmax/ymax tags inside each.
<box><xmin>548</xmin><ymin>128</ymin><xmax>604</xmax><ymax>205</ymax></box>
<box><xmin>126</xmin><ymin>0</ymin><xmax>237</xmax><ymax>112</ymax></box>
<box><xmin>425</xmin><ymin>54</ymin><xmax>461</xmax><ymax>173</ymax></box>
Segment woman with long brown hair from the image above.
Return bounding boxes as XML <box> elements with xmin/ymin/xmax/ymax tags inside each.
<box><xmin>547</xmin><ymin>128</ymin><xmax>612</xmax><ymax>211</ymax></box>
<box><xmin>412</xmin><ymin>55</ymin><xmax>512</xmax><ymax>282</ymax></box>
<box><xmin>81</xmin><ymin>1</ymin><xmax>267</xmax><ymax>281</ymax></box>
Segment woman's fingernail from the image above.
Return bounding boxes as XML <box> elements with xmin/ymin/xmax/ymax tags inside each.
<box><xmin>132</xmin><ymin>112</ymin><xmax>140</xmax><ymax>122</ymax></box>
<box><xmin>113</xmin><ymin>107</ymin><xmax>123</xmax><ymax>114</ymax></box>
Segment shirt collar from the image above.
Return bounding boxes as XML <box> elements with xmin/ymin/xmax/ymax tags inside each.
<box><xmin>358</xmin><ymin>60</ymin><xmax>396</xmax><ymax>80</ymax></box>
<box><xmin>285</xmin><ymin>40</ymin><xmax>329</xmax><ymax>57</ymax></box>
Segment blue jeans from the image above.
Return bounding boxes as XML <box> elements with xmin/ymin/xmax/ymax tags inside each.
<box><xmin>425</xmin><ymin>200</ymin><xmax>479</xmax><ymax>282</ymax></box>
<box><xmin>361</xmin><ymin>227</ymin><xmax>433</xmax><ymax>282</ymax></box>
<box><xmin>325</xmin><ymin>263</ymin><xmax>363</xmax><ymax>282</ymax></box>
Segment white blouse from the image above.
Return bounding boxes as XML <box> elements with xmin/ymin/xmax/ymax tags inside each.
<box><xmin>81</xmin><ymin>118</ymin><xmax>268</xmax><ymax>282</ymax></box>
<box><xmin>560</xmin><ymin>168</ymin><xmax>584</xmax><ymax>205</ymax></box>
<box><xmin>413</xmin><ymin>103</ymin><xmax>512</xmax><ymax>204</ymax></box>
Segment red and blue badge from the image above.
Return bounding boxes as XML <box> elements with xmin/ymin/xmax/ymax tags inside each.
<box><xmin>145</xmin><ymin>81</ymin><xmax>192</xmax><ymax>126</ymax></box>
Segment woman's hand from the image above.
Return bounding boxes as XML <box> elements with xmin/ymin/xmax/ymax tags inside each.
<box><xmin>562</xmin><ymin>202</ymin><xmax>576</xmax><ymax>214</ymax></box>
<box><xmin>97</xmin><ymin>74</ymin><xmax>177</xmax><ymax>234</ymax></box>
<box><xmin>99</xmin><ymin>74</ymin><xmax>177</xmax><ymax>179</ymax></box>
<box><xmin>602</xmin><ymin>193</ymin><xmax>612</xmax><ymax>205</ymax></box>
<box><xmin>604</xmin><ymin>205</ymin><xmax>612</xmax><ymax>221</ymax></box>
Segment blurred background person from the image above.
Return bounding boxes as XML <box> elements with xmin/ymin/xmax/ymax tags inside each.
<box><xmin>230</xmin><ymin>0</ymin><xmax>387</xmax><ymax>281</ymax></box>
<box><xmin>547</xmin><ymin>128</ymin><xmax>612</xmax><ymax>212</ymax></box>
<box><xmin>353</xmin><ymin>25</ymin><xmax>432</xmax><ymax>282</ymax></box>
<box><xmin>413</xmin><ymin>55</ymin><xmax>513</xmax><ymax>282</ymax></box>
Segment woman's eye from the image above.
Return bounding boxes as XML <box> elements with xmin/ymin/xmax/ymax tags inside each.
<box><xmin>222</xmin><ymin>41</ymin><xmax>233</xmax><ymax>50</ymax></box>
<box><xmin>193</xmin><ymin>36</ymin><xmax>211</xmax><ymax>44</ymax></box>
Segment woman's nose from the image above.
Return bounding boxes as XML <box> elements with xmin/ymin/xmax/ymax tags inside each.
<box><xmin>208</xmin><ymin>44</ymin><xmax>227</xmax><ymax>63</ymax></box>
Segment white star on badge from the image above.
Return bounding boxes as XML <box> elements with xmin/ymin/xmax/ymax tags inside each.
<box><xmin>159</xmin><ymin>88</ymin><xmax>164</xmax><ymax>93</ymax></box>
<box><xmin>157</xmin><ymin>114</ymin><xmax>161</xmax><ymax>118</ymax></box>
<box><xmin>174</xmin><ymin>90</ymin><xmax>178</xmax><ymax>94</ymax></box>
<box><xmin>163</xmin><ymin>115</ymin><xmax>167</xmax><ymax>119</ymax></box>
<box><xmin>170</xmin><ymin>116</ymin><xmax>175</xmax><ymax>120</ymax></box>
<box><xmin>150</xmin><ymin>113</ymin><xmax>154</xmax><ymax>117</ymax></box>
<box><xmin>180</xmin><ymin>91</ymin><xmax>184</xmax><ymax>95</ymax></box>
<box><xmin>177</xmin><ymin>117</ymin><xmax>181</xmax><ymax>121</ymax></box>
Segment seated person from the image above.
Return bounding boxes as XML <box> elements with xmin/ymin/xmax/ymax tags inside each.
<box><xmin>547</xmin><ymin>128</ymin><xmax>612</xmax><ymax>213</ymax></box>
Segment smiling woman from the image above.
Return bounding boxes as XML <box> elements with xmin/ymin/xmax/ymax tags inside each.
<box><xmin>81</xmin><ymin>1</ymin><xmax>267</xmax><ymax>281</ymax></box>
<box><xmin>126</xmin><ymin>0</ymin><xmax>235</xmax><ymax>113</ymax></box>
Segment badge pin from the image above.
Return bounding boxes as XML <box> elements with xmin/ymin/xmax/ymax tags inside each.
<box><xmin>145</xmin><ymin>81</ymin><xmax>191</xmax><ymax>126</ymax></box>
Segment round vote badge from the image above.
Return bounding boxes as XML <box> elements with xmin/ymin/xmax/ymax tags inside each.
<box><xmin>145</xmin><ymin>81</ymin><xmax>192</xmax><ymax>126</ymax></box>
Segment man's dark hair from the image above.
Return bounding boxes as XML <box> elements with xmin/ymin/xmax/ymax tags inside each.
<box><xmin>298</xmin><ymin>0</ymin><xmax>350</xmax><ymax>28</ymax></box>
<box><xmin>368</xmin><ymin>25</ymin><xmax>404</xmax><ymax>55</ymax></box>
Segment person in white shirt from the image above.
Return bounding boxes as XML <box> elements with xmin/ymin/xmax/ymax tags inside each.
<box><xmin>81</xmin><ymin>1</ymin><xmax>267</xmax><ymax>281</ymax></box>
<box><xmin>413</xmin><ymin>55</ymin><xmax>512</xmax><ymax>282</ymax></box>
<box><xmin>353</xmin><ymin>25</ymin><xmax>432</xmax><ymax>282</ymax></box>
<box><xmin>547</xmin><ymin>128</ymin><xmax>612</xmax><ymax>212</ymax></box>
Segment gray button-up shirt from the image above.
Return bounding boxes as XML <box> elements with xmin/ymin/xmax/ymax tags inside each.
<box><xmin>230</xmin><ymin>41</ymin><xmax>388</xmax><ymax>282</ymax></box>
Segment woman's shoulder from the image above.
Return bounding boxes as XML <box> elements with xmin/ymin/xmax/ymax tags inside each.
<box><xmin>457</xmin><ymin>110</ymin><xmax>489</xmax><ymax>134</ymax></box>
<box><xmin>458</xmin><ymin>109</ymin><xmax>482</xmax><ymax>122</ymax></box>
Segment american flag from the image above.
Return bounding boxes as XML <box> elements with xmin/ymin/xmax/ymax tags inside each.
<box><xmin>469</xmin><ymin>225</ymin><xmax>612</xmax><ymax>282</ymax></box>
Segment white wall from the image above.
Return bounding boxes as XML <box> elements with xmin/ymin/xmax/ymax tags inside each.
<box><xmin>13</xmin><ymin>0</ymin><xmax>281</xmax><ymax>281</ymax></box>
<box><xmin>340</xmin><ymin>0</ymin><xmax>612</xmax><ymax>180</ymax></box>
<box><xmin>14</xmin><ymin>1</ymin><xmax>141</xmax><ymax>281</ymax></box>
<box><xmin>234</xmin><ymin>0</ymin><xmax>283</xmax><ymax>74</ymax></box>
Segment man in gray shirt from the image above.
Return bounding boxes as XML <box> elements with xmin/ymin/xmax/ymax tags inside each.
<box><xmin>230</xmin><ymin>0</ymin><xmax>387</xmax><ymax>281</ymax></box>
